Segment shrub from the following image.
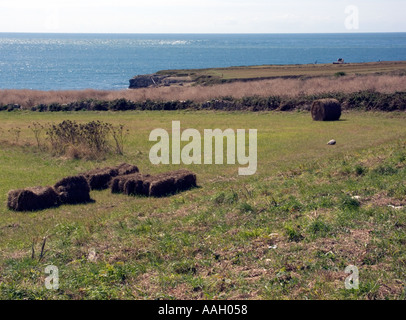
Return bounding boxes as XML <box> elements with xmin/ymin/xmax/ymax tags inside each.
<box><xmin>110</xmin><ymin>124</ymin><xmax>129</xmax><ymax>155</ymax></box>
<box><xmin>46</xmin><ymin>120</ymin><xmax>127</xmax><ymax>159</ymax></box>
<box><xmin>334</xmin><ymin>72</ymin><xmax>346</xmax><ymax>77</ymax></box>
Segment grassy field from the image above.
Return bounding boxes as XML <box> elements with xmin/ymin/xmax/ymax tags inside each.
<box><xmin>0</xmin><ymin>110</ymin><xmax>406</xmax><ymax>300</ymax></box>
<box><xmin>157</xmin><ymin>61</ymin><xmax>406</xmax><ymax>85</ymax></box>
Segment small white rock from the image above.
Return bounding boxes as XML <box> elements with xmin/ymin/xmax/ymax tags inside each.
<box><xmin>388</xmin><ymin>205</ymin><xmax>404</xmax><ymax>210</ymax></box>
<box><xmin>88</xmin><ymin>248</ymin><xmax>97</xmax><ymax>262</ymax></box>
<box><xmin>327</xmin><ymin>139</ymin><xmax>336</xmax><ymax>145</ymax></box>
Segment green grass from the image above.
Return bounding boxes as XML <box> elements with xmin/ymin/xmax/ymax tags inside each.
<box><xmin>157</xmin><ymin>61</ymin><xmax>406</xmax><ymax>85</ymax></box>
<box><xmin>0</xmin><ymin>110</ymin><xmax>406</xmax><ymax>300</ymax></box>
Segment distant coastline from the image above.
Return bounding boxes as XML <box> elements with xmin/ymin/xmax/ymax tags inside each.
<box><xmin>1</xmin><ymin>33</ymin><xmax>406</xmax><ymax>91</ymax></box>
<box><xmin>129</xmin><ymin>60</ymin><xmax>406</xmax><ymax>88</ymax></box>
<box><xmin>1</xmin><ymin>62</ymin><xmax>406</xmax><ymax>113</ymax></box>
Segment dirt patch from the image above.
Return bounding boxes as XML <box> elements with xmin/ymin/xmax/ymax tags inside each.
<box><xmin>278</xmin><ymin>229</ymin><xmax>373</xmax><ymax>265</ymax></box>
<box><xmin>359</xmin><ymin>192</ymin><xmax>406</xmax><ymax>208</ymax></box>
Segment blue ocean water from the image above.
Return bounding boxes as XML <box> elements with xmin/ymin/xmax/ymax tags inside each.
<box><xmin>0</xmin><ymin>33</ymin><xmax>405</xmax><ymax>91</ymax></box>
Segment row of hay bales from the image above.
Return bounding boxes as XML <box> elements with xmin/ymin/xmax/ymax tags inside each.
<box><xmin>7</xmin><ymin>163</ymin><xmax>197</xmax><ymax>212</ymax></box>
<box><xmin>7</xmin><ymin>175</ymin><xmax>92</xmax><ymax>212</ymax></box>
<box><xmin>111</xmin><ymin>169</ymin><xmax>197</xmax><ymax>197</ymax></box>
<box><xmin>83</xmin><ymin>163</ymin><xmax>140</xmax><ymax>190</ymax></box>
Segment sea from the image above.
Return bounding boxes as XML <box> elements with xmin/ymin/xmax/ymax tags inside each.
<box><xmin>0</xmin><ymin>33</ymin><xmax>405</xmax><ymax>91</ymax></box>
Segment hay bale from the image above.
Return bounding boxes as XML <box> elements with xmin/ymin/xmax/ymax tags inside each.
<box><xmin>172</xmin><ymin>169</ymin><xmax>197</xmax><ymax>192</ymax></box>
<box><xmin>54</xmin><ymin>175</ymin><xmax>91</xmax><ymax>204</ymax></box>
<box><xmin>147</xmin><ymin>170</ymin><xmax>196</xmax><ymax>197</ymax></box>
<box><xmin>115</xmin><ymin>163</ymin><xmax>139</xmax><ymax>176</ymax></box>
<box><xmin>83</xmin><ymin>167</ymin><xmax>119</xmax><ymax>190</ymax></box>
<box><xmin>7</xmin><ymin>186</ymin><xmax>59</xmax><ymax>212</ymax></box>
<box><xmin>311</xmin><ymin>99</ymin><xmax>342</xmax><ymax>121</ymax></box>
<box><xmin>124</xmin><ymin>175</ymin><xmax>150</xmax><ymax>196</ymax></box>
<box><xmin>149</xmin><ymin>176</ymin><xmax>176</xmax><ymax>197</ymax></box>
<box><xmin>111</xmin><ymin>173</ymin><xmax>151</xmax><ymax>195</ymax></box>
<box><xmin>148</xmin><ymin>169</ymin><xmax>197</xmax><ymax>196</ymax></box>
<box><xmin>82</xmin><ymin>163</ymin><xmax>139</xmax><ymax>190</ymax></box>
<box><xmin>110</xmin><ymin>175</ymin><xmax>127</xmax><ymax>194</ymax></box>
<box><xmin>111</xmin><ymin>170</ymin><xmax>196</xmax><ymax>197</ymax></box>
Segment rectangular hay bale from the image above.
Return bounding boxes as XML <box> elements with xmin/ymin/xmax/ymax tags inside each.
<box><xmin>111</xmin><ymin>173</ymin><xmax>150</xmax><ymax>195</ymax></box>
<box><xmin>83</xmin><ymin>163</ymin><xmax>139</xmax><ymax>190</ymax></box>
<box><xmin>115</xmin><ymin>163</ymin><xmax>139</xmax><ymax>176</ymax></box>
<box><xmin>110</xmin><ymin>170</ymin><xmax>196</xmax><ymax>197</ymax></box>
<box><xmin>7</xmin><ymin>186</ymin><xmax>60</xmax><ymax>212</ymax></box>
<box><xmin>83</xmin><ymin>167</ymin><xmax>119</xmax><ymax>190</ymax></box>
<box><xmin>54</xmin><ymin>175</ymin><xmax>91</xmax><ymax>204</ymax></box>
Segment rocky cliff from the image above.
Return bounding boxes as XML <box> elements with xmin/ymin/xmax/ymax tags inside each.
<box><xmin>129</xmin><ymin>74</ymin><xmax>166</xmax><ymax>88</ymax></box>
<box><xmin>129</xmin><ymin>73</ymin><xmax>193</xmax><ymax>89</ymax></box>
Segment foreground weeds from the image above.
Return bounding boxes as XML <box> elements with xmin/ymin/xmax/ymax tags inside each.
<box><xmin>5</xmin><ymin>120</ymin><xmax>129</xmax><ymax>160</ymax></box>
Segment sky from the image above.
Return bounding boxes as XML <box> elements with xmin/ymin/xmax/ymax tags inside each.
<box><xmin>0</xmin><ymin>0</ymin><xmax>405</xmax><ymax>33</ymax></box>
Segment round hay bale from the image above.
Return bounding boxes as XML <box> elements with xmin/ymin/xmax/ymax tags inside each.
<box><xmin>54</xmin><ymin>175</ymin><xmax>91</xmax><ymax>204</ymax></box>
<box><xmin>7</xmin><ymin>186</ymin><xmax>59</xmax><ymax>212</ymax></box>
<box><xmin>311</xmin><ymin>99</ymin><xmax>342</xmax><ymax>121</ymax></box>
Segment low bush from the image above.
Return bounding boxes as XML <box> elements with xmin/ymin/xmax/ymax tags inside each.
<box><xmin>46</xmin><ymin>120</ymin><xmax>127</xmax><ymax>159</ymax></box>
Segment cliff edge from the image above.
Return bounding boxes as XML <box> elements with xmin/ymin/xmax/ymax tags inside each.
<box><xmin>129</xmin><ymin>74</ymin><xmax>192</xmax><ymax>89</ymax></box>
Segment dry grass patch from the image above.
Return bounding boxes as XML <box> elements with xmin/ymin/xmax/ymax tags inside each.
<box><xmin>2</xmin><ymin>74</ymin><xmax>406</xmax><ymax>108</ymax></box>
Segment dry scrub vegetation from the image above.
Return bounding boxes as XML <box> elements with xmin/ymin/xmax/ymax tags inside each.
<box><xmin>1</xmin><ymin>74</ymin><xmax>406</xmax><ymax>108</ymax></box>
<box><xmin>5</xmin><ymin>120</ymin><xmax>129</xmax><ymax>160</ymax></box>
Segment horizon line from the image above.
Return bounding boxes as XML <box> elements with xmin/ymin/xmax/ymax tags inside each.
<box><xmin>1</xmin><ymin>31</ymin><xmax>406</xmax><ymax>35</ymax></box>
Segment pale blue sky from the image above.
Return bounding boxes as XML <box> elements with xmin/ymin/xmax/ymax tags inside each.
<box><xmin>0</xmin><ymin>0</ymin><xmax>405</xmax><ymax>33</ymax></box>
